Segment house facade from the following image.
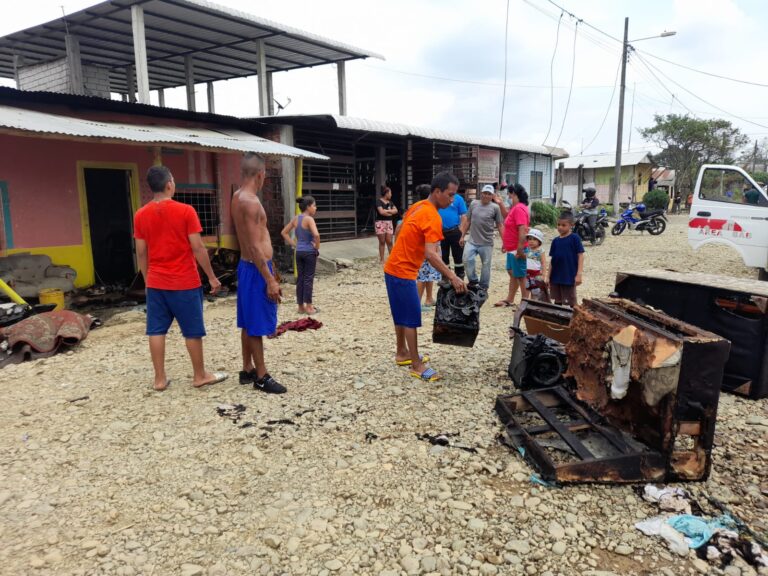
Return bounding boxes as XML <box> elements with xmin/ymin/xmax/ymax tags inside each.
<box><xmin>556</xmin><ymin>151</ymin><xmax>654</xmax><ymax>206</ymax></box>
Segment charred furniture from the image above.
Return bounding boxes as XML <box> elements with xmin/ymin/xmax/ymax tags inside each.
<box><xmin>497</xmin><ymin>298</ymin><xmax>730</xmax><ymax>483</ymax></box>
<box><xmin>615</xmin><ymin>269</ymin><xmax>768</xmax><ymax>399</ymax></box>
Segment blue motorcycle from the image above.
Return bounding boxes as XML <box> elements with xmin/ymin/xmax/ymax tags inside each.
<box><xmin>611</xmin><ymin>203</ymin><xmax>667</xmax><ymax>236</ymax></box>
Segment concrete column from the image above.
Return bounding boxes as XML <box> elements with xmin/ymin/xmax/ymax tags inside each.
<box><xmin>337</xmin><ymin>60</ymin><xmax>347</xmax><ymax>116</ymax></box>
<box><xmin>13</xmin><ymin>55</ymin><xmax>25</xmax><ymax>88</ymax></box>
<box><xmin>125</xmin><ymin>66</ymin><xmax>136</xmax><ymax>102</ymax></box>
<box><xmin>256</xmin><ymin>39</ymin><xmax>268</xmax><ymax>116</ymax></box>
<box><xmin>266</xmin><ymin>72</ymin><xmax>274</xmax><ymax>116</ymax></box>
<box><xmin>206</xmin><ymin>81</ymin><xmax>215</xmax><ymax>113</ymax></box>
<box><xmin>185</xmin><ymin>55</ymin><xmax>196</xmax><ymax>112</ymax></box>
<box><xmin>130</xmin><ymin>5</ymin><xmax>150</xmax><ymax>104</ymax></box>
<box><xmin>375</xmin><ymin>145</ymin><xmax>386</xmax><ymax>193</ymax></box>
<box><xmin>158</xmin><ymin>88</ymin><xmax>165</xmax><ymax>107</ymax></box>
<box><xmin>65</xmin><ymin>35</ymin><xmax>84</xmax><ymax>95</ymax></box>
<box><xmin>279</xmin><ymin>125</ymin><xmax>297</xmax><ymax>224</ymax></box>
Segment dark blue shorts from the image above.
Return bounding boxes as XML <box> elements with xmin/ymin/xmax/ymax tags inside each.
<box><xmin>146</xmin><ymin>287</ymin><xmax>205</xmax><ymax>338</ymax></box>
<box><xmin>237</xmin><ymin>260</ymin><xmax>278</xmax><ymax>337</ymax></box>
<box><xmin>385</xmin><ymin>273</ymin><xmax>421</xmax><ymax>329</ymax></box>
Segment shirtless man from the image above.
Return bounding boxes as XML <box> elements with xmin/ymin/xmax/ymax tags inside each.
<box><xmin>231</xmin><ymin>153</ymin><xmax>286</xmax><ymax>394</ymax></box>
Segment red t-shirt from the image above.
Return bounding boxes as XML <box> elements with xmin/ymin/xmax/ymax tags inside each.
<box><xmin>133</xmin><ymin>199</ymin><xmax>203</xmax><ymax>290</ymax></box>
<box><xmin>502</xmin><ymin>202</ymin><xmax>530</xmax><ymax>251</ymax></box>
<box><xmin>384</xmin><ymin>200</ymin><xmax>443</xmax><ymax>280</ymax></box>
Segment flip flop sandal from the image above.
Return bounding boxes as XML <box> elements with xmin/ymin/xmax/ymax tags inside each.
<box><xmin>396</xmin><ymin>354</ymin><xmax>430</xmax><ymax>366</ymax></box>
<box><xmin>493</xmin><ymin>300</ymin><xmax>517</xmax><ymax>308</ymax></box>
<box><xmin>410</xmin><ymin>367</ymin><xmax>441</xmax><ymax>382</ymax></box>
<box><xmin>194</xmin><ymin>371</ymin><xmax>229</xmax><ymax>388</ymax></box>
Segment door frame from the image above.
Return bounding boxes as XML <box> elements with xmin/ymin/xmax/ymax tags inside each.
<box><xmin>76</xmin><ymin>161</ymin><xmax>142</xmax><ymax>285</ymax></box>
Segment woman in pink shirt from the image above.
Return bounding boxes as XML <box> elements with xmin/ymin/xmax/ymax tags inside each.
<box><xmin>495</xmin><ymin>184</ymin><xmax>530</xmax><ymax>308</ymax></box>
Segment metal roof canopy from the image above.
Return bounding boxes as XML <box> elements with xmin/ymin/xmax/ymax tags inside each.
<box><xmin>0</xmin><ymin>0</ymin><xmax>382</xmax><ymax>94</ymax></box>
<box><xmin>254</xmin><ymin>114</ymin><xmax>569</xmax><ymax>158</ymax></box>
<box><xmin>0</xmin><ymin>103</ymin><xmax>328</xmax><ymax>159</ymax></box>
<box><xmin>560</xmin><ymin>151</ymin><xmax>654</xmax><ymax>170</ymax></box>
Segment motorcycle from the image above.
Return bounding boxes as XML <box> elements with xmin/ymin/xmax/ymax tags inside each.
<box><xmin>611</xmin><ymin>203</ymin><xmax>667</xmax><ymax>236</ymax></box>
<box><xmin>561</xmin><ymin>201</ymin><xmax>607</xmax><ymax>246</ymax></box>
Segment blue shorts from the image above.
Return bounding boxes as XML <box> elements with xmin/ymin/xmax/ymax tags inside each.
<box><xmin>506</xmin><ymin>253</ymin><xmax>527</xmax><ymax>278</ymax></box>
<box><xmin>385</xmin><ymin>273</ymin><xmax>421</xmax><ymax>329</ymax></box>
<box><xmin>237</xmin><ymin>260</ymin><xmax>278</xmax><ymax>337</ymax></box>
<box><xmin>146</xmin><ymin>287</ymin><xmax>205</xmax><ymax>338</ymax></box>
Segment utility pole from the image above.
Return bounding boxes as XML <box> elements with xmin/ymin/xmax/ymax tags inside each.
<box><xmin>612</xmin><ymin>17</ymin><xmax>629</xmax><ymax>214</ymax></box>
<box><xmin>627</xmin><ymin>82</ymin><xmax>636</xmax><ymax>152</ymax></box>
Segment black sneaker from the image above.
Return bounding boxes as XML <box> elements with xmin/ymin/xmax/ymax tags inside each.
<box><xmin>239</xmin><ymin>370</ymin><xmax>256</xmax><ymax>385</ymax></box>
<box><xmin>254</xmin><ymin>373</ymin><xmax>287</xmax><ymax>394</ymax></box>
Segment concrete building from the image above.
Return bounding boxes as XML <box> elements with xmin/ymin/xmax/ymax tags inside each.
<box><xmin>555</xmin><ymin>151</ymin><xmax>654</xmax><ymax>206</ymax></box>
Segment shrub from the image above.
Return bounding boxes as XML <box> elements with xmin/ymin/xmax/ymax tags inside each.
<box><xmin>642</xmin><ymin>189</ymin><xmax>670</xmax><ymax>211</ymax></box>
<box><xmin>530</xmin><ymin>201</ymin><xmax>558</xmax><ymax>227</ymax></box>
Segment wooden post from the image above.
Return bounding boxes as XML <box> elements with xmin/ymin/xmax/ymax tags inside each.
<box><xmin>576</xmin><ymin>164</ymin><xmax>584</xmax><ymax>205</ymax></box>
<box><xmin>266</xmin><ymin>72</ymin><xmax>274</xmax><ymax>116</ymax></box>
<box><xmin>337</xmin><ymin>60</ymin><xmax>347</xmax><ymax>116</ymax></box>
<box><xmin>185</xmin><ymin>55</ymin><xmax>196</xmax><ymax>111</ymax></box>
<box><xmin>130</xmin><ymin>5</ymin><xmax>150</xmax><ymax>104</ymax></box>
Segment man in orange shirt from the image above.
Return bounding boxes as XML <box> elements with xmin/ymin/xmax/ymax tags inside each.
<box><xmin>385</xmin><ymin>172</ymin><xmax>467</xmax><ymax>381</ymax></box>
<box><xmin>134</xmin><ymin>165</ymin><xmax>228</xmax><ymax>392</ymax></box>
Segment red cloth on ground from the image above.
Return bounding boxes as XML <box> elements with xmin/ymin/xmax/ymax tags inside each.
<box><xmin>268</xmin><ymin>317</ymin><xmax>323</xmax><ymax>339</ymax></box>
<box><xmin>0</xmin><ymin>310</ymin><xmax>94</xmax><ymax>367</ymax></box>
<box><xmin>133</xmin><ymin>199</ymin><xmax>203</xmax><ymax>290</ymax></box>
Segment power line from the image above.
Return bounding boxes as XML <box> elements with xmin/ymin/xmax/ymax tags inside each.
<box><xmin>541</xmin><ymin>11</ymin><xmax>563</xmax><ymax>145</ymax></box>
<box><xmin>582</xmin><ymin>50</ymin><xmax>622</xmax><ymax>154</ymax></box>
<box><xmin>634</xmin><ymin>51</ymin><xmax>768</xmax><ymax>130</ymax></box>
<box><xmin>543</xmin><ymin>0</ymin><xmax>622</xmax><ymax>43</ymax></box>
<box><xmin>552</xmin><ymin>21</ymin><xmax>579</xmax><ymax>148</ymax></box>
<box><xmin>499</xmin><ymin>0</ymin><xmax>510</xmax><ymax>139</ymax></box>
<box><xmin>631</xmin><ymin>53</ymin><xmax>698</xmax><ymax>116</ymax></box>
<box><xmin>637</xmin><ymin>49</ymin><xmax>768</xmax><ymax>88</ymax></box>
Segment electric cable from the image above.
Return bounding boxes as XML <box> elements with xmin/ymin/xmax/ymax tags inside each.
<box><xmin>499</xmin><ymin>0</ymin><xmax>510</xmax><ymax>139</ymax></box>
<box><xmin>544</xmin><ymin>0</ymin><xmax>622</xmax><ymax>43</ymax></box>
<box><xmin>581</xmin><ymin>50</ymin><xmax>622</xmax><ymax>154</ymax></box>
<box><xmin>636</xmin><ymin>49</ymin><xmax>768</xmax><ymax>88</ymax></box>
<box><xmin>635</xmin><ymin>51</ymin><xmax>768</xmax><ymax>129</ymax></box>
<box><xmin>552</xmin><ymin>21</ymin><xmax>579</xmax><ymax>148</ymax></box>
<box><xmin>541</xmin><ymin>11</ymin><xmax>563</xmax><ymax>145</ymax></box>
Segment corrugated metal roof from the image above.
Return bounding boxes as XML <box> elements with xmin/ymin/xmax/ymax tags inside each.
<box><xmin>0</xmin><ymin>104</ymin><xmax>328</xmax><ymax>159</ymax></box>
<box><xmin>257</xmin><ymin>114</ymin><xmax>568</xmax><ymax>157</ymax></box>
<box><xmin>559</xmin><ymin>151</ymin><xmax>654</xmax><ymax>170</ymax></box>
<box><xmin>0</xmin><ymin>0</ymin><xmax>383</xmax><ymax>93</ymax></box>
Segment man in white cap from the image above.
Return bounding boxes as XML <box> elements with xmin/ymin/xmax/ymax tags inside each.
<box><xmin>459</xmin><ymin>184</ymin><xmax>504</xmax><ymax>290</ymax></box>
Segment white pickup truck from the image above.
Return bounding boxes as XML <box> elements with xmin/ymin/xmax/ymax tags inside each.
<box><xmin>688</xmin><ymin>164</ymin><xmax>768</xmax><ymax>280</ymax></box>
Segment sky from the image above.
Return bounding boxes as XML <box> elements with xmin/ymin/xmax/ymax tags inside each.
<box><xmin>2</xmin><ymin>0</ymin><xmax>768</xmax><ymax>159</ymax></box>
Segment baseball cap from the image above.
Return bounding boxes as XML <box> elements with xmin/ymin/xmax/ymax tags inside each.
<box><xmin>481</xmin><ymin>184</ymin><xmax>495</xmax><ymax>194</ymax></box>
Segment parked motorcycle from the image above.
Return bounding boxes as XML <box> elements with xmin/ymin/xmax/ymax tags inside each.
<box><xmin>611</xmin><ymin>203</ymin><xmax>667</xmax><ymax>236</ymax></box>
<box><xmin>561</xmin><ymin>201</ymin><xmax>607</xmax><ymax>246</ymax></box>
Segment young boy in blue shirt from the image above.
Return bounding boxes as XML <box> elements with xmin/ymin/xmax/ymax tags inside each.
<box><xmin>545</xmin><ymin>212</ymin><xmax>584</xmax><ymax>306</ymax></box>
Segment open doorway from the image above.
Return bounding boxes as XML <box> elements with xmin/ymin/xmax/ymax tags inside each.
<box><xmin>83</xmin><ymin>168</ymin><xmax>136</xmax><ymax>285</ymax></box>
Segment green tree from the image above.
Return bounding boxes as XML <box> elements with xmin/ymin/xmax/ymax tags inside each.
<box><xmin>640</xmin><ymin>114</ymin><xmax>748</xmax><ymax>194</ymax></box>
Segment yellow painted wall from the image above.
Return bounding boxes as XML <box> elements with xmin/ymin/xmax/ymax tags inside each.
<box><xmin>6</xmin><ymin>244</ymin><xmax>94</xmax><ymax>287</ymax></box>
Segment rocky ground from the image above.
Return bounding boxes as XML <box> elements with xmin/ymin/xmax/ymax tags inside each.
<box><xmin>1</xmin><ymin>215</ymin><xmax>766</xmax><ymax>576</ymax></box>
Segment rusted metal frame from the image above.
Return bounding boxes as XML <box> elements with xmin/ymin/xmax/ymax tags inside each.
<box><xmin>520</xmin><ymin>391</ymin><xmax>594</xmax><ymax>460</ymax></box>
<box><xmin>495</xmin><ymin>395</ymin><xmax>558</xmax><ymax>478</ymax></box>
<box><xmin>514</xmin><ymin>299</ymin><xmax>573</xmax><ymax>329</ymax></box>
<box><xmin>549</xmin><ymin>386</ymin><xmax>635</xmax><ymax>455</ymax></box>
<box><xmin>588</xmin><ymin>299</ymin><xmax>686</xmax><ymax>341</ymax></box>
<box><xmin>524</xmin><ymin>420</ymin><xmax>589</xmax><ymax>435</ymax></box>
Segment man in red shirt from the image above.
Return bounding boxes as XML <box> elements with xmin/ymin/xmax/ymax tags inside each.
<box><xmin>385</xmin><ymin>172</ymin><xmax>466</xmax><ymax>382</ymax></box>
<box><xmin>134</xmin><ymin>165</ymin><xmax>227</xmax><ymax>391</ymax></box>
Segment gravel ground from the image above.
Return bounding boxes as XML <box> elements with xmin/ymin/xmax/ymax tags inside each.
<box><xmin>1</xmin><ymin>215</ymin><xmax>766</xmax><ymax>576</ymax></box>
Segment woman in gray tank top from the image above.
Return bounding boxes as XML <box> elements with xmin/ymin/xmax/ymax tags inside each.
<box><xmin>281</xmin><ymin>196</ymin><xmax>321</xmax><ymax>314</ymax></box>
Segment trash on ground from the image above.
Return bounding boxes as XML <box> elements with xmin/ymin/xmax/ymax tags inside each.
<box><xmin>216</xmin><ymin>403</ymin><xmax>246</xmax><ymax>424</ymax></box>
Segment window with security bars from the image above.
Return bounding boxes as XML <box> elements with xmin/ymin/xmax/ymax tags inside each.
<box><xmin>175</xmin><ymin>188</ymin><xmax>219</xmax><ymax>237</ymax></box>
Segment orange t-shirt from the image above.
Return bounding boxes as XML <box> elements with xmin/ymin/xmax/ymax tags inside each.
<box><xmin>133</xmin><ymin>199</ymin><xmax>203</xmax><ymax>290</ymax></box>
<box><xmin>384</xmin><ymin>200</ymin><xmax>444</xmax><ymax>280</ymax></box>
